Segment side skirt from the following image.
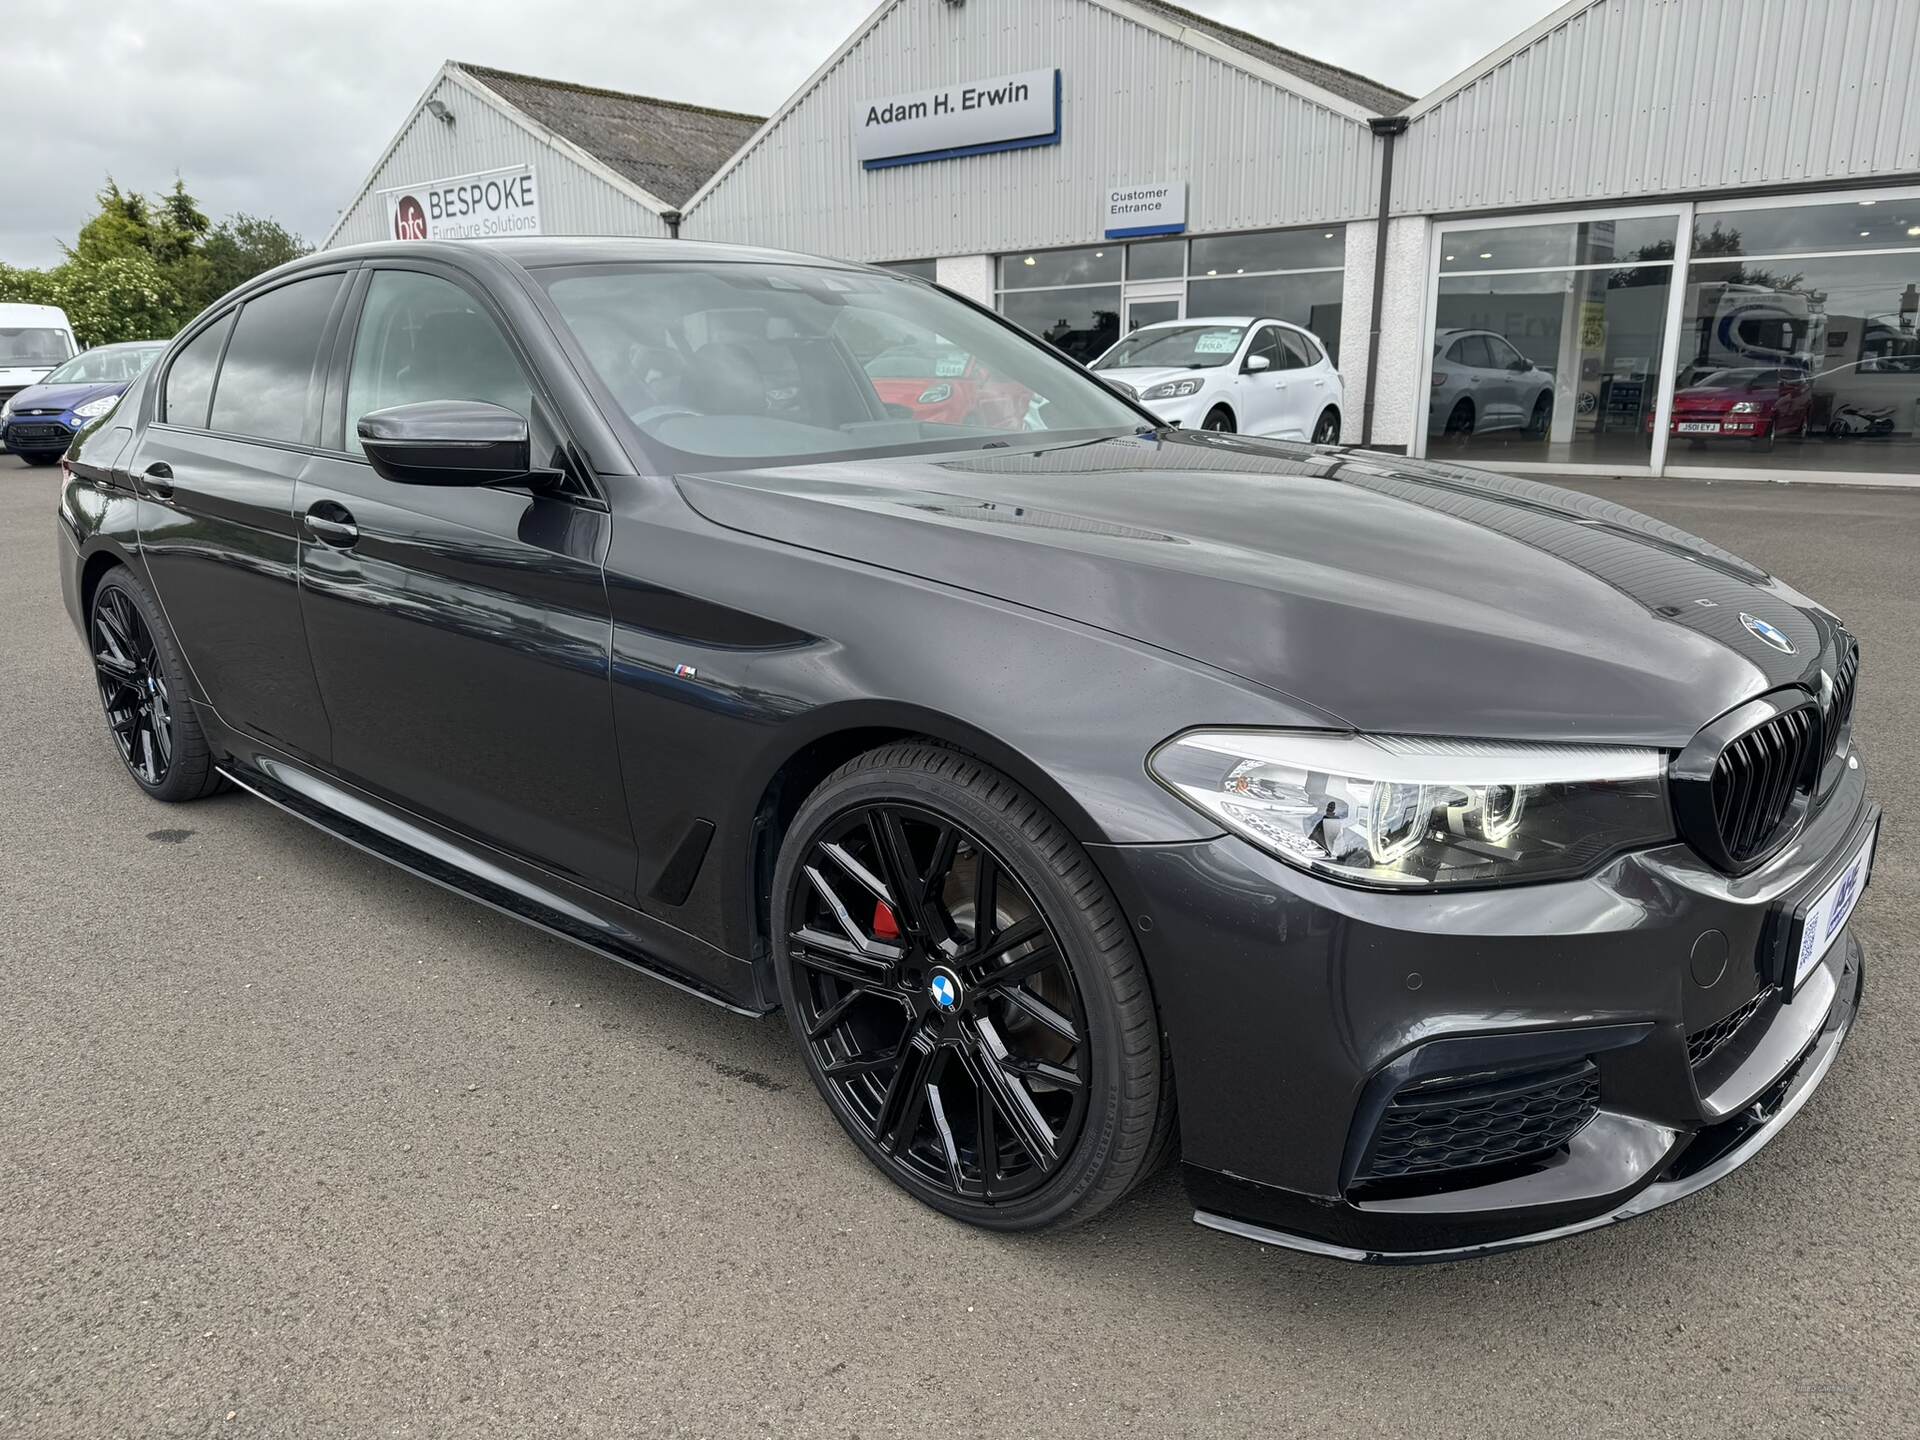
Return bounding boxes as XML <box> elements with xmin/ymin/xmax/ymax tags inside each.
<box><xmin>216</xmin><ymin>755</ymin><xmax>772</xmax><ymax>1017</ymax></box>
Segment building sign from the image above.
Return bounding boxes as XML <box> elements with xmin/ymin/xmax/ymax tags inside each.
<box><xmin>854</xmin><ymin>68</ymin><xmax>1060</xmax><ymax>169</ymax></box>
<box><xmin>382</xmin><ymin>165</ymin><xmax>541</xmax><ymax>241</ymax></box>
<box><xmin>1104</xmin><ymin>182</ymin><xmax>1187</xmax><ymax>239</ymax></box>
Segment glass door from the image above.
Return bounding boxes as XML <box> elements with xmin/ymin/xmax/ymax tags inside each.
<box><xmin>1124</xmin><ymin>281</ymin><xmax>1184</xmax><ymax>333</ymax></box>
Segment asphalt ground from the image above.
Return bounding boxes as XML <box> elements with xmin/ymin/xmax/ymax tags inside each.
<box><xmin>3</xmin><ymin>451</ymin><xmax>1917</xmax><ymax>1438</ymax></box>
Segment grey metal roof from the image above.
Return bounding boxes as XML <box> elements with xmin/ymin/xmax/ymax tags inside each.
<box><xmin>455</xmin><ymin>62</ymin><xmax>765</xmax><ymax>209</ymax></box>
<box><xmin>1126</xmin><ymin>0</ymin><xmax>1412</xmax><ymax>114</ymax></box>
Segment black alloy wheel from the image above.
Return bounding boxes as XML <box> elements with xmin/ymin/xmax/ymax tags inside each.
<box><xmin>1311</xmin><ymin>408</ymin><xmax>1341</xmax><ymax>445</ymax></box>
<box><xmin>89</xmin><ymin>570</ymin><xmax>222</xmax><ymax>801</ymax></box>
<box><xmin>93</xmin><ymin>582</ymin><xmax>173</xmax><ymax>787</ymax></box>
<box><xmin>1202</xmin><ymin>406</ymin><xmax>1235</xmax><ymax>432</ymax></box>
<box><xmin>1527</xmin><ymin>394</ymin><xmax>1553</xmax><ymax>439</ymax></box>
<box><xmin>774</xmin><ymin>743</ymin><xmax>1172</xmax><ymax>1229</ymax></box>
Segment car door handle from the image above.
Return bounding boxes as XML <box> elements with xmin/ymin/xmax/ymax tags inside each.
<box><xmin>139</xmin><ymin>462</ymin><xmax>173</xmax><ymax>498</ymax></box>
<box><xmin>304</xmin><ymin>503</ymin><xmax>358</xmax><ymax>548</ymax></box>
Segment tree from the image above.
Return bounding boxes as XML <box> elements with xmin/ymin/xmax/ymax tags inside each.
<box><xmin>1609</xmin><ymin>225</ymin><xmax>1803</xmax><ymax>293</ymax></box>
<box><xmin>3</xmin><ymin>176</ymin><xmax>308</xmax><ymax>346</ymax></box>
<box><xmin>190</xmin><ymin>216</ymin><xmax>308</xmax><ymax>311</ymax></box>
<box><xmin>57</xmin><ymin>254</ymin><xmax>186</xmax><ymax>346</ymax></box>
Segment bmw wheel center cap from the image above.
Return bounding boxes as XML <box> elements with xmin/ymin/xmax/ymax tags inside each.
<box><xmin>928</xmin><ymin>967</ymin><xmax>962</xmax><ymax>1013</ymax></box>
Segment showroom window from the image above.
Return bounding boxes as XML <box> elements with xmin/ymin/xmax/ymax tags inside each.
<box><xmin>1425</xmin><ymin>213</ymin><xmax>1681</xmax><ymax>467</ymax></box>
<box><xmin>996</xmin><ymin>244</ymin><xmax>1123</xmax><ymax>364</ymax></box>
<box><xmin>996</xmin><ymin>228</ymin><xmax>1345</xmax><ymax>366</ymax></box>
<box><xmin>1672</xmin><ymin>194</ymin><xmax>1920</xmax><ymax>477</ymax></box>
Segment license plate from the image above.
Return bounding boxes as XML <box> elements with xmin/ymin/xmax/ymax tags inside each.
<box><xmin>1788</xmin><ymin>822</ymin><xmax>1877</xmax><ymax>990</ymax></box>
<box><xmin>1677</xmin><ymin>421</ymin><xmax>1721</xmax><ymax>433</ymax></box>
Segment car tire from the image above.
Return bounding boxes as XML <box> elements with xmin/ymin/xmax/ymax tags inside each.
<box><xmin>1445</xmin><ymin>399</ymin><xmax>1474</xmax><ymax>445</ymax></box>
<box><xmin>1202</xmin><ymin>406</ymin><xmax>1235</xmax><ymax>433</ymax></box>
<box><xmin>1311</xmin><ymin>408</ymin><xmax>1341</xmax><ymax>445</ymax></box>
<box><xmin>1526</xmin><ymin>394</ymin><xmax>1552</xmax><ymax>439</ymax></box>
<box><xmin>773</xmin><ymin>740</ymin><xmax>1174</xmax><ymax>1231</ymax></box>
<box><xmin>21</xmin><ymin>453</ymin><xmax>59</xmax><ymax>467</ymax></box>
<box><xmin>89</xmin><ymin>567</ymin><xmax>224</xmax><ymax>802</ymax></box>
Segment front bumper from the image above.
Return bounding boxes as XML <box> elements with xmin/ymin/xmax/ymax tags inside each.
<box><xmin>1092</xmin><ymin>754</ymin><xmax>1875</xmax><ymax>1261</ymax></box>
<box><xmin>2</xmin><ymin>417</ymin><xmax>76</xmax><ymax>454</ymax></box>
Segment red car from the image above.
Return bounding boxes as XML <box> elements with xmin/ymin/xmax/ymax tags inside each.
<box><xmin>865</xmin><ymin>346</ymin><xmax>1033</xmax><ymax>430</ymax></box>
<box><xmin>1656</xmin><ymin>367</ymin><xmax>1812</xmax><ymax>450</ymax></box>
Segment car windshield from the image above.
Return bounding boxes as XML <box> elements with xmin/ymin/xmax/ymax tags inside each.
<box><xmin>42</xmin><ymin>346</ymin><xmax>163</xmax><ymax>385</ymax></box>
<box><xmin>537</xmin><ymin>261</ymin><xmax>1146</xmax><ymax>466</ymax></box>
<box><xmin>1</xmin><ymin>327</ymin><xmax>74</xmax><ymax>367</ymax></box>
<box><xmin>1692</xmin><ymin>369</ymin><xmax>1777</xmax><ymax>390</ymax></box>
<box><xmin>1094</xmin><ymin>325</ymin><xmax>1246</xmax><ymax>371</ymax></box>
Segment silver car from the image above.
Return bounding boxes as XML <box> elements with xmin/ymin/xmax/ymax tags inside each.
<box><xmin>1429</xmin><ymin>327</ymin><xmax>1555</xmax><ymax>442</ymax></box>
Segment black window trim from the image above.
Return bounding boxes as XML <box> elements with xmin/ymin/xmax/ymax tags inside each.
<box><xmin>154</xmin><ymin>264</ymin><xmax>357</xmax><ymax>452</ymax></box>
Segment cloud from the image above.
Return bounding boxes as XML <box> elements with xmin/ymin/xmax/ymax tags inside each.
<box><xmin>4</xmin><ymin>0</ymin><xmax>1556</xmax><ymax>268</ymax></box>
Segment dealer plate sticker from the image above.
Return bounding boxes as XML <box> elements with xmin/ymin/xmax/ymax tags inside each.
<box><xmin>1677</xmin><ymin>422</ymin><xmax>1721</xmax><ymax>433</ymax></box>
<box><xmin>1794</xmin><ymin>825</ymin><xmax>1876</xmax><ymax>987</ymax></box>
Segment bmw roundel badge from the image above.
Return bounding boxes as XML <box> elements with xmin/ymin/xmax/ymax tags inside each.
<box><xmin>928</xmin><ymin>970</ymin><xmax>959</xmax><ymax>1010</ymax></box>
<box><xmin>1740</xmin><ymin>612</ymin><xmax>1795</xmax><ymax>655</ymax></box>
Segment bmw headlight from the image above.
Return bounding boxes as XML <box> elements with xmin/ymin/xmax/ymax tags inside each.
<box><xmin>1149</xmin><ymin>730</ymin><xmax>1671</xmax><ymax>888</ymax></box>
<box><xmin>1142</xmin><ymin>378</ymin><xmax>1204</xmax><ymax>400</ymax></box>
<box><xmin>73</xmin><ymin>396</ymin><xmax>120</xmax><ymax>419</ymax></box>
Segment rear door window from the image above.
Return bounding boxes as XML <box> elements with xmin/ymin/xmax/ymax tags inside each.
<box><xmin>163</xmin><ymin>315</ymin><xmax>232</xmax><ymax>429</ymax></box>
<box><xmin>344</xmin><ymin>270</ymin><xmax>533</xmax><ymax>457</ymax></box>
<box><xmin>1457</xmin><ymin>335</ymin><xmax>1496</xmax><ymax>369</ymax></box>
<box><xmin>208</xmin><ymin>274</ymin><xmax>344</xmax><ymax>444</ymax></box>
<box><xmin>1279</xmin><ymin>330</ymin><xmax>1317</xmax><ymax>370</ymax></box>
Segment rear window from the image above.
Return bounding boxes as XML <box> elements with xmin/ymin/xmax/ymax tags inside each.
<box><xmin>208</xmin><ymin>274</ymin><xmax>343</xmax><ymax>444</ymax></box>
<box><xmin>163</xmin><ymin>316</ymin><xmax>232</xmax><ymax>429</ymax></box>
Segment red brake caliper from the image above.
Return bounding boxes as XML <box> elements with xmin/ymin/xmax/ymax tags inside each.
<box><xmin>872</xmin><ymin>901</ymin><xmax>901</xmax><ymax>940</ymax></box>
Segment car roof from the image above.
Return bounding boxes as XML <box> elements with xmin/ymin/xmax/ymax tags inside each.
<box><xmin>0</xmin><ymin>302</ymin><xmax>70</xmax><ymax>321</ymax></box>
<box><xmin>82</xmin><ymin>339</ymin><xmax>167</xmax><ymax>351</ymax></box>
<box><xmin>316</xmin><ymin>235</ymin><xmax>871</xmax><ymax>274</ymax></box>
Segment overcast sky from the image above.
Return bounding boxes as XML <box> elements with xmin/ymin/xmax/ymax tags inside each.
<box><xmin>6</xmin><ymin>0</ymin><xmax>1558</xmax><ymax>268</ymax></box>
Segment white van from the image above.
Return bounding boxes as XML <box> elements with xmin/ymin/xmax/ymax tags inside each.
<box><xmin>1</xmin><ymin>302</ymin><xmax>80</xmax><ymax>452</ymax></box>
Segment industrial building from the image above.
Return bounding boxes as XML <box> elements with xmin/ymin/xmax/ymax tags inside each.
<box><xmin>331</xmin><ymin>0</ymin><xmax>1920</xmax><ymax>483</ymax></box>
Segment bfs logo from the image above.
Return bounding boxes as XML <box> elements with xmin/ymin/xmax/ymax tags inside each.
<box><xmin>393</xmin><ymin>195</ymin><xmax>427</xmax><ymax>241</ymax></box>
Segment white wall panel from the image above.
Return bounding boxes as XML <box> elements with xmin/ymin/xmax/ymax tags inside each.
<box><xmin>1397</xmin><ymin>0</ymin><xmax>1920</xmax><ymax>217</ymax></box>
<box><xmin>326</xmin><ymin>72</ymin><xmax>668</xmax><ymax>249</ymax></box>
<box><xmin>683</xmin><ymin>0</ymin><xmax>1381</xmax><ymax>260</ymax></box>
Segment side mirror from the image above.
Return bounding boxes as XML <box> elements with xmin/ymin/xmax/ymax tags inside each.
<box><xmin>1508</xmin><ymin>358</ymin><xmax>1532</xmax><ymax>373</ymax></box>
<box><xmin>358</xmin><ymin>400</ymin><xmax>532</xmax><ymax>487</ymax></box>
<box><xmin>1244</xmin><ymin>353</ymin><xmax>1272</xmax><ymax>373</ymax></box>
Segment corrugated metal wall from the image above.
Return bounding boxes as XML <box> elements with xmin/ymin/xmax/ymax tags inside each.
<box><xmin>683</xmin><ymin>0</ymin><xmax>1381</xmax><ymax>259</ymax></box>
<box><xmin>326</xmin><ymin>71</ymin><xmax>669</xmax><ymax>248</ymax></box>
<box><xmin>1396</xmin><ymin>0</ymin><xmax>1920</xmax><ymax>216</ymax></box>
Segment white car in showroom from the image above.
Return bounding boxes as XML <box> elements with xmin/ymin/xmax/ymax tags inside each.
<box><xmin>1089</xmin><ymin>316</ymin><xmax>1343</xmax><ymax>442</ymax></box>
